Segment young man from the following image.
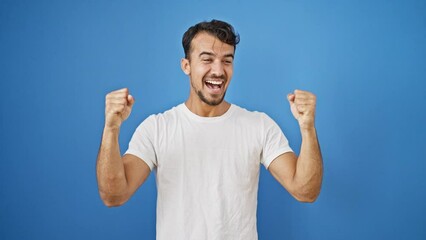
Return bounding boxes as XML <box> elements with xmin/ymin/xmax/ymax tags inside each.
<box><xmin>97</xmin><ymin>20</ymin><xmax>323</xmax><ymax>240</ymax></box>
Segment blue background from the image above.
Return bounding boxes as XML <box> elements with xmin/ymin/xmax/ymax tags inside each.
<box><xmin>1</xmin><ymin>0</ymin><xmax>425</xmax><ymax>239</ymax></box>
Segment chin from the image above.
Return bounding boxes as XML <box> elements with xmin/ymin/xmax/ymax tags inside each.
<box><xmin>198</xmin><ymin>90</ymin><xmax>226</xmax><ymax>106</ymax></box>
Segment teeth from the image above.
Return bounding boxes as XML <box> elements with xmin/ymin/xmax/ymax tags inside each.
<box><xmin>206</xmin><ymin>80</ymin><xmax>222</xmax><ymax>85</ymax></box>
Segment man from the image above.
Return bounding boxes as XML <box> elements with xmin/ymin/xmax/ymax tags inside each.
<box><xmin>97</xmin><ymin>19</ymin><xmax>322</xmax><ymax>239</ymax></box>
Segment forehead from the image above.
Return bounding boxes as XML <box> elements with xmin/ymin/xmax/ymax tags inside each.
<box><xmin>190</xmin><ymin>32</ymin><xmax>235</xmax><ymax>57</ymax></box>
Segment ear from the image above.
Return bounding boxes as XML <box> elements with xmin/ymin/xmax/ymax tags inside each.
<box><xmin>181</xmin><ymin>58</ymin><xmax>190</xmax><ymax>75</ymax></box>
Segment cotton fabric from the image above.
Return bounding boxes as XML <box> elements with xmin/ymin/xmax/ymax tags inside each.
<box><xmin>126</xmin><ymin>103</ymin><xmax>292</xmax><ymax>240</ymax></box>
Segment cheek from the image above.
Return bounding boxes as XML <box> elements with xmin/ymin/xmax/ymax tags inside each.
<box><xmin>193</xmin><ymin>65</ymin><xmax>210</xmax><ymax>78</ymax></box>
<box><xmin>225</xmin><ymin>67</ymin><xmax>233</xmax><ymax>78</ymax></box>
<box><xmin>190</xmin><ymin>66</ymin><xmax>208</xmax><ymax>86</ymax></box>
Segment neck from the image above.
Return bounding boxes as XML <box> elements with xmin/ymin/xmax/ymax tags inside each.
<box><xmin>185</xmin><ymin>97</ymin><xmax>231</xmax><ymax>117</ymax></box>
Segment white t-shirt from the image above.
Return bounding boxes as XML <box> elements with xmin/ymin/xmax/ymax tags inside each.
<box><xmin>126</xmin><ymin>103</ymin><xmax>293</xmax><ymax>240</ymax></box>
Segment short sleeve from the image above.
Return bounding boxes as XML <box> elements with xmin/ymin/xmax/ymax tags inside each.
<box><xmin>125</xmin><ymin>115</ymin><xmax>158</xmax><ymax>170</ymax></box>
<box><xmin>260</xmin><ymin>113</ymin><xmax>293</xmax><ymax>169</ymax></box>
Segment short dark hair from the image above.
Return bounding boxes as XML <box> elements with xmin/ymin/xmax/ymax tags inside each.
<box><xmin>182</xmin><ymin>19</ymin><xmax>240</xmax><ymax>59</ymax></box>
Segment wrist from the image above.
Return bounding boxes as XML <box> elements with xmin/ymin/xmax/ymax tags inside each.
<box><xmin>300</xmin><ymin>126</ymin><xmax>317</xmax><ymax>137</ymax></box>
<box><xmin>104</xmin><ymin>117</ymin><xmax>123</xmax><ymax>132</ymax></box>
<box><xmin>103</xmin><ymin>124</ymin><xmax>121</xmax><ymax>134</ymax></box>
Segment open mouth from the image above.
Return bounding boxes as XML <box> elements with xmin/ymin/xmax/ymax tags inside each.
<box><xmin>205</xmin><ymin>80</ymin><xmax>224</xmax><ymax>90</ymax></box>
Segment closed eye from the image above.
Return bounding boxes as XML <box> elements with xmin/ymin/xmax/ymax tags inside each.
<box><xmin>223</xmin><ymin>59</ymin><xmax>233</xmax><ymax>65</ymax></box>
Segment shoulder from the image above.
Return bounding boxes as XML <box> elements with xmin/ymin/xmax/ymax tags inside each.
<box><xmin>137</xmin><ymin>103</ymin><xmax>185</xmax><ymax>129</ymax></box>
<box><xmin>231</xmin><ymin>104</ymin><xmax>282</xmax><ymax>132</ymax></box>
<box><xmin>231</xmin><ymin>104</ymin><xmax>273</xmax><ymax>122</ymax></box>
<box><xmin>144</xmin><ymin>104</ymin><xmax>184</xmax><ymax>120</ymax></box>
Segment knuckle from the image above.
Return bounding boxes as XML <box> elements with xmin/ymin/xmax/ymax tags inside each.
<box><xmin>109</xmin><ymin>104</ymin><xmax>124</xmax><ymax>113</ymax></box>
<box><xmin>106</xmin><ymin>93</ymin><xmax>118</xmax><ymax>100</ymax></box>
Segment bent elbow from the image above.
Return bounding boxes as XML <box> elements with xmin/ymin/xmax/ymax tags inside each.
<box><xmin>99</xmin><ymin>191</ymin><xmax>128</xmax><ymax>208</ymax></box>
<box><xmin>103</xmin><ymin>199</ymin><xmax>125</xmax><ymax>208</ymax></box>
<box><xmin>295</xmin><ymin>193</ymin><xmax>319</xmax><ymax>203</ymax></box>
<box><xmin>292</xmin><ymin>187</ymin><xmax>321</xmax><ymax>203</ymax></box>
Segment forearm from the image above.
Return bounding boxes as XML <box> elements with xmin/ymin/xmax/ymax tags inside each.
<box><xmin>293</xmin><ymin>127</ymin><xmax>323</xmax><ymax>201</ymax></box>
<box><xmin>96</xmin><ymin>127</ymin><xmax>128</xmax><ymax>205</ymax></box>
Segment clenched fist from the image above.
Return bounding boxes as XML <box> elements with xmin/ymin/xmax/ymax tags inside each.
<box><xmin>105</xmin><ymin>88</ymin><xmax>135</xmax><ymax>129</ymax></box>
<box><xmin>287</xmin><ymin>89</ymin><xmax>316</xmax><ymax>130</ymax></box>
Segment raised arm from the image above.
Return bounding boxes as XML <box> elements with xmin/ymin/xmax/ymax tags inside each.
<box><xmin>96</xmin><ymin>88</ymin><xmax>151</xmax><ymax>207</ymax></box>
<box><xmin>268</xmin><ymin>90</ymin><xmax>323</xmax><ymax>203</ymax></box>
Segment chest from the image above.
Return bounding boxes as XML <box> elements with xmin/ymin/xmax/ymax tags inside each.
<box><xmin>155</xmin><ymin>120</ymin><xmax>263</xmax><ymax>182</ymax></box>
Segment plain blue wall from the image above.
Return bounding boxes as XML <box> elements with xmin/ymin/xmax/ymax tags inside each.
<box><xmin>1</xmin><ymin>0</ymin><xmax>425</xmax><ymax>239</ymax></box>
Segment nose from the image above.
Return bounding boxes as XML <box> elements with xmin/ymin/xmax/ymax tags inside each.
<box><xmin>210</xmin><ymin>60</ymin><xmax>225</xmax><ymax>77</ymax></box>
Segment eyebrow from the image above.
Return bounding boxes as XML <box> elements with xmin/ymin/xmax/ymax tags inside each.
<box><xmin>199</xmin><ymin>51</ymin><xmax>234</xmax><ymax>59</ymax></box>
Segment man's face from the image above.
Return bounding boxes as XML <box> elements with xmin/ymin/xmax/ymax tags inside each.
<box><xmin>182</xmin><ymin>32</ymin><xmax>235</xmax><ymax>106</ymax></box>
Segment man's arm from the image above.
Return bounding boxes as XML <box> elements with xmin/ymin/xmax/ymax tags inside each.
<box><xmin>96</xmin><ymin>88</ymin><xmax>151</xmax><ymax>207</ymax></box>
<box><xmin>268</xmin><ymin>90</ymin><xmax>323</xmax><ymax>203</ymax></box>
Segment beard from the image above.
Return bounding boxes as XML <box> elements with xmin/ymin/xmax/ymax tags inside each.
<box><xmin>191</xmin><ymin>74</ymin><xmax>227</xmax><ymax>106</ymax></box>
<box><xmin>196</xmin><ymin>88</ymin><xmax>226</xmax><ymax>106</ymax></box>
